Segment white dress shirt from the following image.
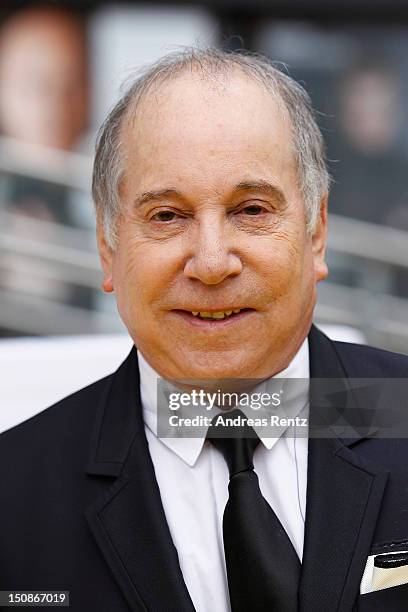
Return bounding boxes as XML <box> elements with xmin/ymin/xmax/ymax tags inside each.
<box><xmin>138</xmin><ymin>340</ymin><xmax>310</xmax><ymax>612</ymax></box>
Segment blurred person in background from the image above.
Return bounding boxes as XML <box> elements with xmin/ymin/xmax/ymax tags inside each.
<box><xmin>0</xmin><ymin>6</ymin><xmax>92</xmax><ymax>307</ymax></box>
<box><xmin>329</xmin><ymin>61</ymin><xmax>408</xmax><ymax>297</ymax></box>
<box><xmin>0</xmin><ymin>5</ymin><xmax>88</xmax><ymax>150</ymax></box>
<box><xmin>329</xmin><ymin>61</ymin><xmax>408</xmax><ymax>227</ymax></box>
<box><xmin>0</xmin><ymin>5</ymin><xmax>89</xmax><ymax>224</ymax></box>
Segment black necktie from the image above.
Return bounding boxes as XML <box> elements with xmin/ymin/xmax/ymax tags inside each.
<box><xmin>208</xmin><ymin>409</ymin><xmax>301</xmax><ymax>612</ymax></box>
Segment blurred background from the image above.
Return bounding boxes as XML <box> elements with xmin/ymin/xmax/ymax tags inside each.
<box><xmin>1</xmin><ymin>0</ymin><xmax>408</xmax><ymax>427</ymax></box>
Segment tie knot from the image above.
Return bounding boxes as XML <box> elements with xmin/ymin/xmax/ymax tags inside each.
<box><xmin>207</xmin><ymin>408</ymin><xmax>260</xmax><ymax>477</ymax></box>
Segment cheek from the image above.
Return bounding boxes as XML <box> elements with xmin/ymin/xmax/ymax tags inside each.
<box><xmin>112</xmin><ymin>234</ymin><xmax>178</xmax><ymax>314</ymax></box>
<box><xmin>256</xmin><ymin>234</ymin><xmax>307</xmax><ymax>297</ymax></box>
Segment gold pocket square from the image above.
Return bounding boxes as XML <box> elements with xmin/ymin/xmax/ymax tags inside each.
<box><xmin>360</xmin><ymin>550</ymin><xmax>408</xmax><ymax>594</ymax></box>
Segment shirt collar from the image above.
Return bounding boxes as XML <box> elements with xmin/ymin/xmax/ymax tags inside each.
<box><xmin>138</xmin><ymin>338</ymin><xmax>310</xmax><ymax>467</ymax></box>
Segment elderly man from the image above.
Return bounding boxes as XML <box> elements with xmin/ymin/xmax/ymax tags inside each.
<box><xmin>1</xmin><ymin>49</ymin><xmax>408</xmax><ymax>612</ymax></box>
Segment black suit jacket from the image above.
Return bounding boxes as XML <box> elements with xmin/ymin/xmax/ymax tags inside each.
<box><xmin>1</xmin><ymin>325</ymin><xmax>408</xmax><ymax>611</ymax></box>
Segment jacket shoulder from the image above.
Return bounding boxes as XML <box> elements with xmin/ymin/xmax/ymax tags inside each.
<box><xmin>332</xmin><ymin>339</ymin><xmax>408</xmax><ymax>377</ymax></box>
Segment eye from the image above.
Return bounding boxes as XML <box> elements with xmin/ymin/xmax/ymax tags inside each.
<box><xmin>238</xmin><ymin>203</ymin><xmax>267</xmax><ymax>216</ymax></box>
<box><xmin>151</xmin><ymin>210</ymin><xmax>179</xmax><ymax>222</ymax></box>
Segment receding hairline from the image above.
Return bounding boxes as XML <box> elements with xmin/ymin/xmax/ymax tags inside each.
<box><xmin>115</xmin><ymin>64</ymin><xmax>297</xmax><ymax>215</ymax></box>
<box><xmin>92</xmin><ymin>48</ymin><xmax>330</xmax><ymax>247</ymax></box>
<box><xmin>119</xmin><ymin>59</ymin><xmax>292</xmax><ymax>139</ymax></box>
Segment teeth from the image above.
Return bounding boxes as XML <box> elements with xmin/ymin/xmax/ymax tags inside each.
<box><xmin>211</xmin><ymin>312</ymin><xmax>225</xmax><ymax>319</ymax></box>
<box><xmin>190</xmin><ymin>309</ymin><xmax>242</xmax><ymax>319</ymax></box>
<box><xmin>199</xmin><ymin>311</ymin><xmax>212</xmax><ymax>318</ymax></box>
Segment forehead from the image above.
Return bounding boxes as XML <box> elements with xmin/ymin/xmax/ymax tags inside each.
<box><xmin>120</xmin><ymin>69</ymin><xmax>297</xmax><ymax>193</ymax></box>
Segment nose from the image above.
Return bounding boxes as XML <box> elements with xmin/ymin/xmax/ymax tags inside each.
<box><xmin>183</xmin><ymin>215</ymin><xmax>242</xmax><ymax>284</ymax></box>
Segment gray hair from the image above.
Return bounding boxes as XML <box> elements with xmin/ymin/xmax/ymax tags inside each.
<box><xmin>92</xmin><ymin>47</ymin><xmax>329</xmax><ymax>248</ymax></box>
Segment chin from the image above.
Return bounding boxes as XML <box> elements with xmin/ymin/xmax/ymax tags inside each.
<box><xmin>178</xmin><ymin>352</ymin><xmax>254</xmax><ymax>382</ymax></box>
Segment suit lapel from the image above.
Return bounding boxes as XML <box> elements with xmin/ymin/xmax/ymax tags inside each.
<box><xmin>85</xmin><ymin>348</ymin><xmax>195</xmax><ymax>612</ymax></box>
<box><xmin>299</xmin><ymin>327</ymin><xmax>389</xmax><ymax>611</ymax></box>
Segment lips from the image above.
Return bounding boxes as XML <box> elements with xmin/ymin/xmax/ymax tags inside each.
<box><xmin>171</xmin><ymin>307</ymin><xmax>254</xmax><ymax>325</ymax></box>
<box><xmin>190</xmin><ymin>308</ymin><xmax>244</xmax><ymax>320</ymax></box>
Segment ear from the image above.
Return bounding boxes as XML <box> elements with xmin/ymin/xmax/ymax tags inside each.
<box><xmin>96</xmin><ymin>220</ymin><xmax>114</xmax><ymax>293</ymax></box>
<box><xmin>312</xmin><ymin>194</ymin><xmax>329</xmax><ymax>283</ymax></box>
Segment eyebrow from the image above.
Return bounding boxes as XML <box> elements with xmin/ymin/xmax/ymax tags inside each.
<box><xmin>233</xmin><ymin>180</ymin><xmax>287</xmax><ymax>206</ymax></box>
<box><xmin>133</xmin><ymin>188</ymin><xmax>183</xmax><ymax>208</ymax></box>
<box><xmin>133</xmin><ymin>180</ymin><xmax>287</xmax><ymax>208</ymax></box>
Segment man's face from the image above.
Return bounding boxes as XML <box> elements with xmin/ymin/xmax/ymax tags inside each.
<box><xmin>99</xmin><ymin>71</ymin><xmax>328</xmax><ymax>382</ymax></box>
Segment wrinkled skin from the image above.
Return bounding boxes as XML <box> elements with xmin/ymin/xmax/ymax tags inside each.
<box><xmin>98</xmin><ymin>70</ymin><xmax>328</xmax><ymax>385</ymax></box>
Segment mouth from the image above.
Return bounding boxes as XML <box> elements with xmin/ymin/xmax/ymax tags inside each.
<box><xmin>171</xmin><ymin>307</ymin><xmax>255</xmax><ymax>327</ymax></box>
